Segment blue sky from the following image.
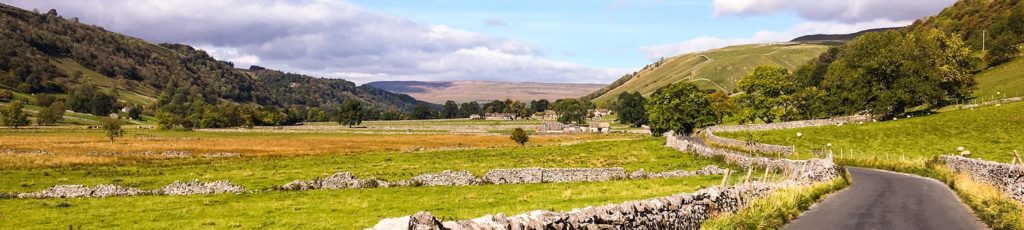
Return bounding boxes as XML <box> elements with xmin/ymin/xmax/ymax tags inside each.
<box><xmin>5</xmin><ymin>0</ymin><xmax>956</xmax><ymax>84</ymax></box>
<box><xmin>350</xmin><ymin>0</ymin><xmax>803</xmax><ymax>69</ymax></box>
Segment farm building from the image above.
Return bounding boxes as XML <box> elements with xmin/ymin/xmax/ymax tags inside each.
<box><xmin>532</xmin><ymin>110</ymin><xmax>558</xmax><ymax>120</ymax></box>
<box><xmin>484</xmin><ymin>113</ymin><xmax>518</xmax><ymax>120</ymax></box>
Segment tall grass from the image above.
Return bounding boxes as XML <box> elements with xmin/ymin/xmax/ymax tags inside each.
<box><xmin>702</xmin><ymin>170</ymin><xmax>851</xmax><ymax>230</ymax></box>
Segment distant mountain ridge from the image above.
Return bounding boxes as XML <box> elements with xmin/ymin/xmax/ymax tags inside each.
<box><xmin>366</xmin><ymin>80</ymin><xmax>605</xmax><ymax>103</ymax></box>
<box><xmin>790</xmin><ymin>27</ymin><xmax>903</xmax><ymax>43</ymax></box>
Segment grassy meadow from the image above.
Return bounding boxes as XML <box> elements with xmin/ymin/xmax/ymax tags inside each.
<box><xmin>973</xmin><ymin>57</ymin><xmax>1024</xmax><ymax>100</ymax></box>
<box><xmin>0</xmin><ymin>125</ymin><xmax>745</xmax><ymax>229</ymax></box>
<box><xmin>0</xmin><ymin>132</ymin><xmax>731</xmax><ymax>192</ymax></box>
<box><xmin>716</xmin><ymin>101</ymin><xmax>1024</xmax><ymax>163</ymax></box>
<box><xmin>0</xmin><ymin>175</ymin><xmax>733</xmax><ymax>229</ymax></box>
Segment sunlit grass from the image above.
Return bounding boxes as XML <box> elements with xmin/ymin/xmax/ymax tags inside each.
<box><xmin>0</xmin><ymin>137</ymin><xmax>733</xmax><ymax>192</ymax></box>
<box><xmin>702</xmin><ymin>173</ymin><xmax>850</xmax><ymax>230</ymax></box>
<box><xmin>717</xmin><ymin>101</ymin><xmax>1024</xmax><ymax>163</ymax></box>
<box><xmin>0</xmin><ymin>175</ymin><xmax>730</xmax><ymax>229</ymax></box>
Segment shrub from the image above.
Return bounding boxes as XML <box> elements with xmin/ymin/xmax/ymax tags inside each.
<box><xmin>511</xmin><ymin>128</ymin><xmax>529</xmax><ymax>145</ymax></box>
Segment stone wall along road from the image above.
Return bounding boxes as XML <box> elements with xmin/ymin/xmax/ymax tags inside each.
<box><xmin>941</xmin><ymin>155</ymin><xmax>1024</xmax><ymax>203</ymax></box>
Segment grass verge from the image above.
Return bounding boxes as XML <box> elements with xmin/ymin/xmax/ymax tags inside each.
<box><xmin>701</xmin><ymin>169</ymin><xmax>851</xmax><ymax>229</ymax></box>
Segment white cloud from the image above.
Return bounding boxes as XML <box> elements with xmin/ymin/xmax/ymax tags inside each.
<box><xmin>639</xmin><ymin>19</ymin><xmax>910</xmax><ymax>60</ymax></box>
<box><xmin>712</xmin><ymin>0</ymin><xmax>955</xmax><ymax>23</ymax></box>
<box><xmin>4</xmin><ymin>0</ymin><xmax>624</xmax><ymax>84</ymax></box>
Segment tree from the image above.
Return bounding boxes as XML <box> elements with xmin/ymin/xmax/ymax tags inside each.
<box><xmin>442</xmin><ymin>100</ymin><xmax>459</xmax><ymax>119</ymax></box>
<box><xmin>66</xmin><ymin>85</ymin><xmax>118</xmax><ymax>116</ymax></box>
<box><xmin>126</xmin><ymin>106</ymin><xmax>142</xmax><ymax>120</ymax></box>
<box><xmin>100</xmin><ymin>117</ymin><xmax>124</xmax><ymax>143</ymax></box>
<box><xmin>529</xmin><ymin>99</ymin><xmax>550</xmax><ymax>113</ymax></box>
<box><xmin>707</xmin><ymin>90</ymin><xmax>734</xmax><ymax>124</ymax></box>
<box><xmin>552</xmin><ymin>98</ymin><xmax>589</xmax><ymax>125</ymax></box>
<box><xmin>2</xmin><ymin>101</ymin><xmax>30</xmax><ymax>128</ymax></box>
<box><xmin>507</xmin><ymin>100</ymin><xmax>529</xmax><ymax>119</ymax></box>
<box><xmin>614</xmin><ymin>92</ymin><xmax>647</xmax><ymax>127</ymax></box>
<box><xmin>645</xmin><ymin>82</ymin><xmax>716</xmax><ymax>136</ymax></box>
<box><xmin>458</xmin><ymin>102</ymin><xmax>481</xmax><ymax>117</ymax></box>
<box><xmin>34</xmin><ymin>94</ymin><xmax>56</xmax><ymax>107</ymax></box>
<box><xmin>412</xmin><ymin>103</ymin><xmax>434</xmax><ymax>119</ymax></box>
<box><xmin>36</xmin><ymin>102</ymin><xmax>65</xmax><ymax>126</ymax></box>
<box><xmin>483</xmin><ymin>100</ymin><xmax>506</xmax><ymax>113</ymax></box>
<box><xmin>822</xmin><ymin>29</ymin><xmax>975</xmax><ymax>118</ymax></box>
<box><xmin>336</xmin><ymin>100</ymin><xmax>364</xmax><ymax>126</ymax></box>
<box><xmin>734</xmin><ymin>65</ymin><xmax>797</xmax><ymax>124</ymax></box>
<box><xmin>0</xmin><ymin>90</ymin><xmax>12</xmax><ymax>102</ymax></box>
<box><xmin>510</xmin><ymin>128</ymin><xmax>529</xmax><ymax>145</ymax></box>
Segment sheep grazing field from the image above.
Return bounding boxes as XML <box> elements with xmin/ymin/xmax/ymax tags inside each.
<box><xmin>0</xmin><ymin>120</ymin><xmax>747</xmax><ymax>229</ymax></box>
<box><xmin>718</xmin><ymin>101</ymin><xmax>1024</xmax><ymax>163</ymax></box>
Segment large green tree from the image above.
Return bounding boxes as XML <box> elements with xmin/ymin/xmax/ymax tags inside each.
<box><xmin>336</xmin><ymin>100</ymin><xmax>364</xmax><ymax>126</ymax></box>
<box><xmin>614</xmin><ymin>91</ymin><xmax>647</xmax><ymax>127</ymax></box>
<box><xmin>707</xmin><ymin>90</ymin><xmax>734</xmax><ymax>124</ymax></box>
<box><xmin>733</xmin><ymin>65</ymin><xmax>797</xmax><ymax>124</ymax></box>
<box><xmin>822</xmin><ymin>29</ymin><xmax>974</xmax><ymax>118</ymax></box>
<box><xmin>552</xmin><ymin>98</ymin><xmax>589</xmax><ymax>125</ymax></box>
<box><xmin>412</xmin><ymin>103</ymin><xmax>434</xmax><ymax>119</ymax></box>
<box><xmin>645</xmin><ymin>82</ymin><xmax>716</xmax><ymax>136</ymax></box>
<box><xmin>442</xmin><ymin>100</ymin><xmax>459</xmax><ymax>119</ymax></box>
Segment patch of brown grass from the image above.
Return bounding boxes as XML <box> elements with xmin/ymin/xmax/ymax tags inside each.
<box><xmin>0</xmin><ymin>129</ymin><xmax>633</xmax><ymax>168</ymax></box>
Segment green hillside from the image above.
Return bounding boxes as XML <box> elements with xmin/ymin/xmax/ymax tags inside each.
<box><xmin>718</xmin><ymin>100</ymin><xmax>1024</xmax><ymax>163</ymax></box>
<box><xmin>973</xmin><ymin>57</ymin><xmax>1024</xmax><ymax>100</ymax></box>
<box><xmin>0</xmin><ymin>3</ymin><xmax>424</xmax><ymax>115</ymax></box>
<box><xmin>590</xmin><ymin>43</ymin><xmax>830</xmax><ymax>105</ymax></box>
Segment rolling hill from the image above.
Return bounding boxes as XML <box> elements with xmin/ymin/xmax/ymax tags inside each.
<box><xmin>790</xmin><ymin>27</ymin><xmax>901</xmax><ymax>43</ymax></box>
<box><xmin>366</xmin><ymin>81</ymin><xmax>605</xmax><ymax>103</ymax></box>
<box><xmin>0</xmin><ymin>3</ymin><xmax>424</xmax><ymax>113</ymax></box>
<box><xmin>587</xmin><ymin>43</ymin><xmax>831</xmax><ymax>105</ymax></box>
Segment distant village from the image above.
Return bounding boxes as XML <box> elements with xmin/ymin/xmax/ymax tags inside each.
<box><xmin>471</xmin><ymin>109</ymin><xmax>619</xmax><ymax>133</ymax></box>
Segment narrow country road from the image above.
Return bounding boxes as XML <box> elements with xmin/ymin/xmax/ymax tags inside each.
<box><xmin>783</xmin><ymin>167</ymin><xmax>986</xmax><ymax>230</ymax></box>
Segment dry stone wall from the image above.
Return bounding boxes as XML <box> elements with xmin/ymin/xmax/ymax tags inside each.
<box><xmin>705</xmin><ymin>115</ymin><xmax>870</xmax><ymax>133</ymax></box>
<box><xmin>705</xmin><ymin>130</ymin><xmax>794</xmax><ymax>156</ymax></box>
<box><xmin>282</xmin><ymin>167</ymin><xmax>726</xmax><ymax>192</ymax></box>
<box><xmin>482</xmin><ymin>168</ymin><xmax>627</xmax><ymax>184</ymax></box>
<box><xmin>701</xmin><ymin>115</ymin><xmax>870</xmax><ymax>156</ymax></box>
<box><xmin>15</xmin><ymin>179</ymin><xmax>245</xmax><ymax>198</ymax></box>
<box><xmin>959</xmin><ymin>97</ymin><xmax>1022</xmax><ymax>109</ymax></box>
<box><xmin>667</xmin><ymin>133</ymin><xmax>838</xmax><ymax>182</ymax></box>
<box><xmin>941</xmin><ymin>155</ymin><xmax>1024</xmax><ymax>203</ymax></box>
<box><xmin>372</xmin><ymin>181</ymin><xmax>812</xmax><ymax>230</ymax></box>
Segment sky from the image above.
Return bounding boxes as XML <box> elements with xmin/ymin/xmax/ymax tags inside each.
<box><xmin>4</xmin><ymin>0</ymin><xmax>956</xmax><ymax>84</ymax></box>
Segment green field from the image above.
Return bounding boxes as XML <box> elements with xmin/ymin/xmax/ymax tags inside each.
<box><xmin>717</xmin><ymin>101</ymin><xmax>1024</xmax><ymax>163</ymax></box>
<box><xmin>592</xmin><ymin>43</ymin><xmax>830</xmax><ymax>105</ymax></box>
<box><xmin>0</xmin><ymin>132</ymin><xmax>741</xmax><ymax>229</ymax></box>
<box><xmin>0</xmin><ymin>137</ymin><xmax>732</xmax><ymax>192</ymax></box>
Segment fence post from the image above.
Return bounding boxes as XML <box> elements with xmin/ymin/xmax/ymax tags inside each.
<box><xmin>721</xmin><ymin>169</ymin><xmax>731</xmax><ymax>187</ymax></box>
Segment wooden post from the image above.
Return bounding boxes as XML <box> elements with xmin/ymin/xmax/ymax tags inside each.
<box><xmin>761</xmin><ymin>166</ymin><xmax>772</xmax><ymax>182</ymax></box>
<box><xmin>744</xmin><ymin>167</ymin><xmax>753</xmax><ymax>184</ymax></box>
<box><xmin>721</xmin><ymin>169</ymin><xmax>731</xmax><ymax>187</ymax></box>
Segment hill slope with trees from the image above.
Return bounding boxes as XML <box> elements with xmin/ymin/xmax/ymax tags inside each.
<box><xmin>0</xmin><ymin>3</ymin><xmax>425</xmax><ymax>116</ymax></box>
<box><xmin>584</xmin><ymin>43</ymin><xmax>830</xmax><ymax>106</ymax></box>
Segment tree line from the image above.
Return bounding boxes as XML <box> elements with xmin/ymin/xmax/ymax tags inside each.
<box><xmin>614</xmin><ymin>28</ymin><xmax>978</xmax><ymax>136</ymax></box>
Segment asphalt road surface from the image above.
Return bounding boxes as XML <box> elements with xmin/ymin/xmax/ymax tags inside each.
<box><xmin>783</xmin><ymin>167</ymin><xmax>986</xmax><ymax>230</ymax></box>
